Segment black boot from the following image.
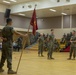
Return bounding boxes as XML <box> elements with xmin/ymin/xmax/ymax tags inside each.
<box><xmin>41</xmin><ymin>55</ymin><xmax>44</xmax><ymax>57</ymax></box>
<box><xmin>67</xmin><ymin>58</ymin><xmax>71</xmax><ymax>60</ymax></box>
<box><xmin>8</xmin><ymin>69</ymin><xmax>16</xmax><ymax>74</ymax></box>
<box><xmin>0</xmin><ymin>68</ymin><xmax>4</xmax><ymax>72</ymax></box>
<box><xmin>50</xmin><ymin>57</ymin><xmax>54</xmax><ymax>59</ymax></box>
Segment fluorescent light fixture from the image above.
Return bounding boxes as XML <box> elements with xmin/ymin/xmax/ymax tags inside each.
<box><xmin>50</xmin><ymin>9</ymin><xmax>56</xmax><ymax>12</ymax></box>
<box><xmin>61</xmin><ymin>13</ymin><xmax>67</xmax><ymax>15</ymax></box>
<box><xmin>3</xmin><ymin>0</ymin><xmax>10</xmax><ymax>4</ymax></box>
<box><xmin>10</xmin><ymin>0</ymin><xmax>17</xmax><ymax>2</ymax></box>
<box><xmin>18</xmin><ymin>13</ymin><xmax>25</xmax><ymax>16</ymax></box>
<box><xmin>50</xmin><ymin>0</ymin><xmax>56</xmax><ymax>2</ymax></box>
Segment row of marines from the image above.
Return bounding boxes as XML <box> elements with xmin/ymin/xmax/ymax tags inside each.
<box><xmin>38</xmin><ymin>30</ymin><xmax>76</xmax><ymax>60</ymax></box>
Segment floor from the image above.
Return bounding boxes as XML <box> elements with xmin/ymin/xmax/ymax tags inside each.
<box><xmin>0</xmin><ymin>50</ymin><xmax>76</xmax><ymax>75</ymax></box>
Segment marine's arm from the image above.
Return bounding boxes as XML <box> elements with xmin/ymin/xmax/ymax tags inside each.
<box><xmin>1</xmin><ymin>37</ymin><xmax>7</xmax><ymax>41</ymax></box>
<box><xmin>14</xmin><ymin>31</ymin><xmax>28</xmax><ymax>37</ymax></box>
<box><xmin>70</xmin><ymin>37</ymin><xmax>76</xmax><ymax>43</ymax></box>
<box><xmin>70</xmin><ymin>37</ymin><xmax>73</xmax><ymax>43</ymax></box>
<box><xmin>11</xmin><ymin>27</ymin><xmax>28</xmax><ymax>37</ymax></box>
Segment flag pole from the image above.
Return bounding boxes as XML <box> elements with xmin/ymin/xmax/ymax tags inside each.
<box><xmin>16</xmin><ymin>26</ymin><xmax>30</xmax><ymax>74</ymax></box>
<box><xmin>16</xmin><ymin>4</ymin><xmax>37</xmax><ymax>74</ymax></box>
<box><xmin>35</xmin><ymin>4</ymin><xmax>37</xmax><ymax>9</ymax></box>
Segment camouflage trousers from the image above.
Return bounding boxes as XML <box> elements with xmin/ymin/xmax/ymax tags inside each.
<box><xmin>47</xmin><ymin>47</ymin><xmax>53</xmax><ymax>59</ymax></box>
<box><xmin>0</xmin><ymin>41</ymin><xmax>12</xmax><ymax>69</ymax></box>
<box><xmin>69</xmin><ymin>47</ymin><xmax>76</xmax><ymax>58</ymax></box>
<box><xmin>38</xmin><ymin>44</ymin><xmax>44</xmax><ymax>56</ymax></box>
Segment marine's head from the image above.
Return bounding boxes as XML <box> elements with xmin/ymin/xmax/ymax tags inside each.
<box><xmin>72</xmin><ymin>30</ymin><xmax>76</xmax><ymax>36</ymax></box>
<box><xmin>40</xmin><ymin>33</ymin><xmax>43</xmax><ymax>36</ymax></box>
<box><xmin>51</xmin><ymin>29</ymin><xmax>54</xmax><ymax>34</ymax></box>
<box><xmin>6</xmin><ymin>18</ymin><xmax>12</xmax><ymax>26</ymax></box>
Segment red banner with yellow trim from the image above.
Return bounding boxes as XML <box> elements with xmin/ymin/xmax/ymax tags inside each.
<box><xmin>30</xmin><ymin>9</ymin><xmax>38</xmax><ymax>35</ymax></box>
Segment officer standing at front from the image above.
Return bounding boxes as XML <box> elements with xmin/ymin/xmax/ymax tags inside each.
<box><xmin>68</xmin><ymin>30</ymin><xmax>76</xmax><ymax>60</ymax></box>
<box><xmin>49</xmin><ymin>29</ymin><xmax>55</xmax><ymax>59</ymax></box>
<box><xmin>0</xmin><ymin>18</ymin><xmax>27</xmax><ymax>74</ymax></box>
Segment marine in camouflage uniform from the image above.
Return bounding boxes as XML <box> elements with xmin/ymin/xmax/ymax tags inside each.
<box><xmin>47</xmin><ymin>37</ymin><xmax>54</xmax><ymax>59</ymax></box>
<box><xmin>38</xmin><ymin>33</ymin><xmax>44</xmax><ymax>57</ymax></box>
<box><xmin>68</xmin><ymin>30</ymin><xmax>76</xmax><ymax>60</ymax></box>
<box><xmin>48</xmin><ymin>29</ymin><xmax>55</xmax><ymax>59</ymax></box>
<box><xmin>0</xmin><ymin>18</ymin><xmax>27</xmax><ymax>74</ymax></box>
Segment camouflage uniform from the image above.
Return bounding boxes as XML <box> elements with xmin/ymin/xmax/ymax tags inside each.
<box><xmin>0</xmin><ymin>25</ymin><xmax>14</xmax><ymax>70</ymax></box>
<box><xmin>47</xmin><ymin>34</ymin><xmax>55</xmax><ymax>59</ymax></box>
<box><xmin>47</xmin><ymin>39</ymin><xmax>54</xmax><ymax>59</ymax></box>
<box><xmin>69</xmin><ymin>35</ymin><xmax>76</xmax><ymax>59</ymax></box>
<box><xmin>38</xmin><ymin>36</ymin><xmax>44</xmax><ymax>56</ymax></box>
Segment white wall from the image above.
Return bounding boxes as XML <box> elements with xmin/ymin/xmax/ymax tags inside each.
<box><xmin>0</xmin><ymin>4</ymin><xmax>9</xmax><ymax>12</ymax></box>
<box><xmin>37</xmin><ymin>28</ymin><xmax>76</xmax><ymax>39</ymax></box>
<box><xmin>0</xmin><ymin>25</ymin><xmax>76</xmax><ymax>39</ymax></box>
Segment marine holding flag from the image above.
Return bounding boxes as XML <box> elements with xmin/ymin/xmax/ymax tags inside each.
<box><xmin>0</xmin><ymin>18</ymin><xmax>27</xmax><ymax>74</ymax></box>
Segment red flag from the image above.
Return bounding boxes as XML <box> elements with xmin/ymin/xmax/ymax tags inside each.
<box><xmin>30</xmin><ymin>9</ymin><xmax>38</xmax><ymax>35</ymax></box>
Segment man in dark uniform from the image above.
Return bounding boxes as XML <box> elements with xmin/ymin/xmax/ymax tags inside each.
<box><xmin>0</xmin><ymin>18</ymin><xmax>27</xmax><ymax>74</ymax></box>
<box><xmin>68</xmin><ymin>30</ymin><xmax>76</xmax><ymax>60</ymax></box>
